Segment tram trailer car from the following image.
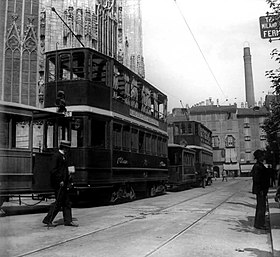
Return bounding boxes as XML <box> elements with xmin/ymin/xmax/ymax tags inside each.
<box><xmin>43</xmin><ymin>47</ymin><xmax>169</xmax><ymax>203</ymax></box>
<box><xmin>167</xmin><ymin>144</ymin><xmax>197</xmax><ymax>190</ymax></box>
<box><xmin>0</xmin><ymin>101</ymin><xmax>62</xmax><ymax>207</ymax></box>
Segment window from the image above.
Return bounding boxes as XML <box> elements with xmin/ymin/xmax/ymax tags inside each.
<box><xmin>131</xmin><ymin>128</ymin><xmax>138</xmax><ymax>152</ymax></box>
<box><xmin>145</xmin><ymin>133</ymin><xmax>152</xmax><ymax>154</ymax></box>
<box><xmin>162</xmin><ymin>138</ymin><xmax>167</xmax><ymax>156</ymax></box>
<box><xmin>225</xmin><ymin>135</ymin><xmax>235</xmax><ymax>147</ymax></box>
<box><xmin>151</xmin><ymin>135</ymin><xmax>157</xmax><ymax>155</ymax></box>
<box><xmin>47</xmin><ymin>56</ymin><xmax>56</xmax><ymax>82</ymax></box>
<box><xmin>212</xmin><ymin>136</ymin><xmax>220</xmax><ymax>148</ymax></box>
<box><xmin>33</xmin><ymin>120</ymin><xmax>43</xmax><ymax>151</ymax></box>
<box><xmin>244</xmin><ymin>136</ymin><xmax>251</xmax><ymax>141</ymax></box>
<box><xmin>58</xmin><ymin>54</ymin><xmax>71</xmax><ymax>80</ymax></box>
<box><xmin>139</xmin><ymin>131</ymin><xmax>145</xmax><ymax>153</ymax></box>
<box><xmin>58</xmin><ymin>120</ymin><xmax>70</xmax><ymax>145</ymax></box>
<box><xmin>122</xmin><ymin>125</ymin><xmax>130</xmax><ymax>150</ymax></box>
<box><xmin>71</xmin><ymin>118</ymin><xmax>83</xmax><ymax>147</ymax></box>
<box><xmin>181</xmin><ymin>123</ymin><xmax>186</xmax><ymax>134</ymax></box>
<box><xmin>91</xmin><ymin>55</ymin><xmax>107</xmax><ymax>82</ymax></box>
<box><xmin>13</xmin><ymin>120</ymin><xmax>30</xmax><ymax>149</ymax></box>
<box><xmin>72</xmin><ymin>52</ymin><xmax>85</xmax><ymax>79</ymax></box>
<box><xmin>157</xmin><ymin>137</ymin><xmax>162</xmax><ymax>156</ymax></box>
<box><xmin>91</xmin><ymin>119</ymin><xmax>106</xmax><ymax>148</ymax></box>
<box><xmin>113</xmin><ymin>123</ymin><xmax>122</xmax><ymax>149</ymax></box>
<box><xmin>46</xmin><ymin>120</ymin><xmax>54</xmax><ymax>148</ymax></box>
<box><xmin>174</xmin><ymin>124</ymin><xmax>180</xmax><ymax>136</ymax></box>
<box><xmin>0</xmin><ymin>115</ymin><xmax>9</xmax><ymax>148</ymax></box>
<box><xmin>260</xmin><ymin>134</ymin><xmax>266</xmax><ymax>140</ymax></box>
<box><xmin>187</xmin><ymin>123</ymin><xmax>192</xmax><ymax>134</ymax></box>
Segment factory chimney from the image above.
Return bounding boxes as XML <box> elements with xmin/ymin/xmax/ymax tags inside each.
<box><xmin>243</xmin><ymin>44</ymin><xmax>255</xmax><ymax>108</ymax></box>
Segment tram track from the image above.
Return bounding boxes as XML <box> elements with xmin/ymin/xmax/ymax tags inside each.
<box><xmin>144</xmin><ymin>191</ymin><xmax>238</xmax><ymax>257</ymax></box>
<box><xmin>14</xmin><ymin>180</ymin><xmax>244</xmax><ymax>257</ymax></box>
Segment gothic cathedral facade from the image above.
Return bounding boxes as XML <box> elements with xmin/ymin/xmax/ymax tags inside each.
<box><xmin>0</xmin><ymin>0</ymin><xmax>145</xmax><ymax>107</ymax></box>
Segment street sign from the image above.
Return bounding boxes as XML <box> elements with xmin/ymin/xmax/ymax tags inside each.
<box><xmin>259</xmin><ymin>15</ymin><xmax>280</xmax><ymax>39</ymax></box>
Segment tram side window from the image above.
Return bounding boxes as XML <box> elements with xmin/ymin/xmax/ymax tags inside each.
<box><xmin>71</xmin><ymin>118</ymin><xmax>83</xmax><ymax>147</ymax></box>
<box><xmin>151</xmin><ymin>135</ymin><xmax>157</xmax><ymax>155</ymax></box>
<box><xmin>174</xmin><ymin>124</ymin><xmax>180</xmax><ymax>136</ymax></box>
<box><xmin>157</xmin><ymin>137</ymin><xmax>162</xmax><ymax>156</ymax></box>
<box><xmin>162</xmin><ymin>138</ymin><xmax>167</xmax><ymax>156</ymax></box>
<box><xmin>33</xmin><ymin>121</ymin><xmax>43</xmax><ymax>151</ymax></box>
<box><xmin>91</xmin><ymin>119</ymin><xmax>106</xmax><ymax>148</ymax></box>
<box><xmin>113</xmin><ymin>123</ymin><xmax>122</xmax><ymax>149</ymax></box>
<box><xmin>72</xmin><ymin>52</ymin><xmax>85</xmax><ymax>79</ymax></box>
<box><xmin>47</xmin><ymin>56</ymin><xmax>56</xmax><ymax>82</ymax></box>
<box><xmin>122</xmin><ymin>125</ymin><xmax>130</xmax><ymax>151</ymax></box>
<box><xmin>46</xmin><ymin>121</ymin><xmax>54</xmax><ymax>148</ymax></box>
<box><xmin>58</xmin><ymin>54</ymin><xmax>71</xmax><ymax>80</ymax></box>
<box><xmin>13</xmin><ymin>120</ymin><xmax>29</xmax><ymax>148</ymax></box>
<box><xmin>0</xmin><ymin>115</ymin><xmax>9</xmax><ymax>148</ymax></box>
<box><xmin>131</xmin><ymin>128</ymin><xmax>138</xmax><ymax>152</ymax></box>
<box><xmin>139</xmin><ymin>131</ymin><xmax>145</xmax><ymax>153</ymax></box>
<box><xmin>145</xmin><ymin>133</ymin><xmax>152</xmax><ymax>154</ymax></box>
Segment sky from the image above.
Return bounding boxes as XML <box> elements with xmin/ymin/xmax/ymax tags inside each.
<box><xmin>140</xmin><ymin>0</ymin><xmax>279</xmax><ymax>112</ymax></box>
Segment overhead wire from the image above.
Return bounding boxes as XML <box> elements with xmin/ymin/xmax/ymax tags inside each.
<box><xmin>173</xmin><ymin>0</ymin><xmax>227</xmax><ymax>100</ymax></box>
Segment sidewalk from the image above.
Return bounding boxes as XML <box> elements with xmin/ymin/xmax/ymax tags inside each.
<box><xmin>268</xmin><ymin>187</ymin><xmax>280</xmax><ymax>257</ymax></box>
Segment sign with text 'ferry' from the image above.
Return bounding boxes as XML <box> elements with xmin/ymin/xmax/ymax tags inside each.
<box><xmin>259</xmin><ymin>15</ymin><xmax>280</xmax><ymax>39</ymax></box>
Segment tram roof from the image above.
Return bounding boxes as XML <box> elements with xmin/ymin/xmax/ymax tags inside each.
<box><xmin>186</xmin><ymin>145</ymin><xmax>213</xmax><ymax>154</ymax></box>
<box><xmin>0</xmin><ymin>101</ymin><xmax>63</xmax><ymax>119</ymax></box>
<box><xmin>168</xmin><ymin>143</ymin><xmax>196</xmax><ymax>153</ymax></box>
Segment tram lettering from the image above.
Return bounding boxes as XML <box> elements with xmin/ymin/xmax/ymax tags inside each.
<box><xmin>117</xmin><ymin>157</ymin><xmax>128</xmax><ymax>165</ymax></box>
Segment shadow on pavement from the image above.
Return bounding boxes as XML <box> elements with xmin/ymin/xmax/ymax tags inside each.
<box><xmin>225</xmin><ymin>216</ymin><xmax>270</xmax><ymax>235</ymax></box>
<box><xmin>226</xmin><ymin>201</ymin><xmax>255</xmax><ymax>209</ymax></box>
<box><xmin>243</xmin><ymin>248</ymin><xmax>272</xmax><ymax>257</ymax></box>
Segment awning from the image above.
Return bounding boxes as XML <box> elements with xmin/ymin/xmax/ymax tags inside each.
<box><xmin>223</xmin><ymin>163</ymin><xmax>240</xmax><ymax>171</ymax></box>
<box><xmin>240</xmin><ymin>164</ymin><xmax>253</xmax><ymax>173</ymax></box>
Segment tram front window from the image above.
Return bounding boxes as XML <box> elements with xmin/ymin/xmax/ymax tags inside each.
<box><xmin>72</xmin><ymin>52</ymin><xmax>85</xmax><ymax>79</ymax></box>
<box><xmin>71</xmin><ymin>118</ymin><xmax>83</xmax><ymax>147</ymax></box>
<box><xmin>47</xmin><ymin>56</ymin><xmax>56</xmax><ymax>82</ymax></box>
<box><xmin>58</xmin><ymin>54</ymin><xmax>71</xmax><ymax>80</ymax></box>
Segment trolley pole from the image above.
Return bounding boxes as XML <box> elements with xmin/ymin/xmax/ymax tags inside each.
<box><xmin>51</xmin><ymin>7</ymin><xmax>85</xmax><ymax>48</ymax></box>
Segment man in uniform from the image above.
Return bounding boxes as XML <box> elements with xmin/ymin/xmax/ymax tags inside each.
<box><xmin>42</xmin><ymin>140</ymin><xmax>78</xmax><ymax>227</ymax></box>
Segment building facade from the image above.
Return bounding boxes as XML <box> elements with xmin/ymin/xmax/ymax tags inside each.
<box><xmin>0</xmin><ymin>0</ymin><xmax>144</xmax><ymax>107</ymax></box>
<box><xmin>170</xmin><ymin>103</ymin><xmax>270</xmax><ymax>177</ymax></box>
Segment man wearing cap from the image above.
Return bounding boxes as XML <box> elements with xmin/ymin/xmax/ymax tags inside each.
<box><xmin>251</xmin><ymin>149</ymin><xmax>270</xmax><ymax>230</ymax></box>
<box><xmin>42</xmin><ymin>140</ymin><xmax>78</xmax><ymax>227</ymax></box>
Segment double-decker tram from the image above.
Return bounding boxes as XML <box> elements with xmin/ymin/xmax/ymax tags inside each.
<box><xmin>43</xmin><ymin>47</ymin><xmax>168</xmax><ymax>203</ymax></box>
<box><xmin>167</xmin><ymin>120</ymin><xmax>213</xmax><ymax>188</ymax></box>
<box><xmin>0</xmin><ymin>101</ymin><xmax>62</xmax><ymax>207</ymax></box>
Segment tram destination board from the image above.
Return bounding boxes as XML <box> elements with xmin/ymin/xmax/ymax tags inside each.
<box><xmin>259</xmin><ymin>15</ymin><xmax>280</xmax><ymax>39</ymax></box>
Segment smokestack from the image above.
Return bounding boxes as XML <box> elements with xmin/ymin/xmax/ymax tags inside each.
<box><xmin>243</xmin><ymin>45</ymin><xmax>255</xmax><ymax>108</ymax></box>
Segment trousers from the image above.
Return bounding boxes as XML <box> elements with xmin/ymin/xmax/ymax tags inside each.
<box><xmin>254</xmin><ymin>192</ymin><xmax>266</xmax><ymax>228</ymax></box>
<box><xmin>43</xmin><ymin>186</ymin><xmax>72</xmax><ymax>224</ymax></box>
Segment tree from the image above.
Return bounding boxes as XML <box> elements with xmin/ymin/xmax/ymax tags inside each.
<box><xmin>262</xmin><ymin>0</ymin><xmax>280</xmax><ymax>165</ymax></box>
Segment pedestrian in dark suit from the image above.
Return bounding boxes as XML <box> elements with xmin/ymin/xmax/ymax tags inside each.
<box><xmin>43</xmin><ymin>140</ymin><xmax>78</xmax><ymax>227</ymax></box>
<box><xmin>251</xmin><ymin>149</ymin><xmax>270</xmax><ymax>230</ymax></box>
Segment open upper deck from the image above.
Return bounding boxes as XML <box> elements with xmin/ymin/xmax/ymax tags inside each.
<box><xmin>44</xmin><ymin>47</ymin><xmax>168</xmax><ymax>129</ymax></box>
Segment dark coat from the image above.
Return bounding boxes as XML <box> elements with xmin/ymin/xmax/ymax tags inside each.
<box><xmin>50</xmin><ymin>151</ymin><xmax>70</xmax><ymax>190</ymax></box>
<box><xmin>252</xmin><ymin>161</ymin><xmax>270</xmax><ymax>195</ymax></box>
